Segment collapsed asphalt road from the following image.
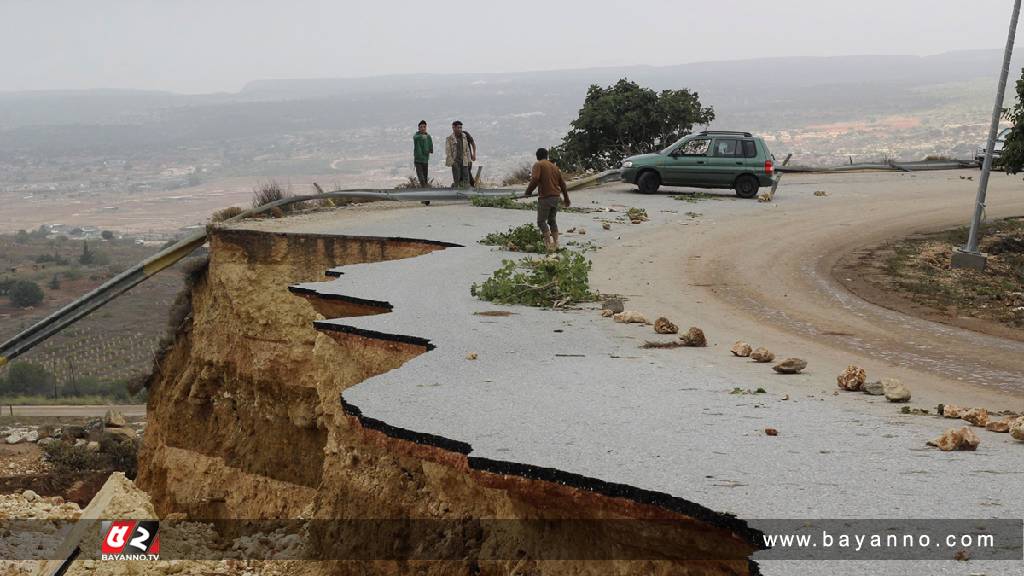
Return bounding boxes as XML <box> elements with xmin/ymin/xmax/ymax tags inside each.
<box><xmin>243</xmin><ymin>169</ymin><xmax>1024</xmax><ymax>575</ymax></box>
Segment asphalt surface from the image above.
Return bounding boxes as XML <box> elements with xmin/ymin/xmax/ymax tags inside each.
<box><xmin>239</xmin><ymin>172</ymin><xmax>1024</xmax><ymax>575</ymax></box>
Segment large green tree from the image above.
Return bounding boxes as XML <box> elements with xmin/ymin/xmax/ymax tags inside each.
<box><xmin>551</xmin><ymin>79</ymin><xmax>715</xmax><ymax>171</ymax></box>
<box><xmin>1000</xmin><ymin>68</ymin><xmax>1024</xmax><ymax>174</ymax></box>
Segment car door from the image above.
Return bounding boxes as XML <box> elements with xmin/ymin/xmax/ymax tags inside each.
<box><xmin>662</xmin><ymin>138</ymin><xmax>711</xmax><ymax>187</ymax></box>
<box><xmin>706</xmin><ymin>138</ymin><xmax>744</xmax><ymax>187</ymax></box>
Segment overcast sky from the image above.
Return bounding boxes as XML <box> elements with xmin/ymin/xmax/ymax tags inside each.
<box><xmin>0</xmin><ymin>0</ymin><xmax>1019</xmax><ymax>93</ymax></box>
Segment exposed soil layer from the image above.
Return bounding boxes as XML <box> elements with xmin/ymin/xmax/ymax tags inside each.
<box><xmin>0</xmin><ymin>471</ymin><xmax>110</xmax><ymax>506</ymax></box>
<box><xmin>137</xmin><ymin>227</ymin><xmax>759</xmax><ymax>575</ymax></box>
<box><xmin>836</xmin><ymin>217</ymin><xmax>1024</xmax><ymax>341</ymax></box>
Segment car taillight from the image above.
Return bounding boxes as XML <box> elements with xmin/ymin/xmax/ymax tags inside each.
<box><xmin>765</xmin><ymin>160</ymin><xmax>774</xmax><ymax>176</ymax></box>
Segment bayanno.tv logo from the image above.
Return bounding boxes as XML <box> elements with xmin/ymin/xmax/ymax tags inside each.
<box><xmin>100</xmin><ymin>520</ymin><xmax>160</xmax><ymax>560</ymax></box>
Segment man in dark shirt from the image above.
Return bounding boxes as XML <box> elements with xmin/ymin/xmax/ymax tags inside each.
<box><xmin>523</xmin><ymin>148</ymin><xmax>570</xmax><ymax>252</ymax></box>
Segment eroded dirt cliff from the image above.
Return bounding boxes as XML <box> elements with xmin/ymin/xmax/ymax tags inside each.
<box><xmin>136</xmin><ymin>226</ymin><xmax>759</xmax><ymax>575</ymax></box>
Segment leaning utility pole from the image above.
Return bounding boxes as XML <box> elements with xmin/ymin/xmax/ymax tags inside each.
<box><xmin>953</xmin><ymin>0</ymin><xmax>1022</xmax><ymax>270</ymax></box>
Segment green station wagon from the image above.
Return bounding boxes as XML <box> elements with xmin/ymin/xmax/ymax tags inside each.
<box><xmin>620</xmin><ymin>131</ymin><xmax>777</xmax><ymax>198</ymax></box>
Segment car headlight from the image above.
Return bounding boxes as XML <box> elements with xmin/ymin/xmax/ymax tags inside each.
<box><xmin>622</xmin><ymin>161</ymin><xmax>633</xmax><ymax>168</ymax></box>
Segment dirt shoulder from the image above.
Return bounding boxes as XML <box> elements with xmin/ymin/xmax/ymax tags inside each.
<box><xmin>591</xmin><ymin>171</ymin><xmax>1024</xmax><ymax>409</ymax></box>
<box><xmin>836</xmin><ymin>217</ymin><xmax>1024</xmax><ymax>342</ymax></box>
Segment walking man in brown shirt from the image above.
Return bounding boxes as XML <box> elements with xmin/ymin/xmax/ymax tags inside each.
<box><xmin>523</xmin><ymin>148</ymin><xmax>570</xmax><ymax>253</ymax></box>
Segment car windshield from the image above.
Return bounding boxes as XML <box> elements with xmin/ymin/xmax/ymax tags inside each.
<box><xmin>660</xmin><ymin>136</ymin><xmax>691</xmax><ymax>155</ymax></box>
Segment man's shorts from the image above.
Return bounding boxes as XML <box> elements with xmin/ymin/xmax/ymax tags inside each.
<box><xmin>537</xmin><ymin>195</ymin><xmax>560</xmax><ymax>234</ymax></box>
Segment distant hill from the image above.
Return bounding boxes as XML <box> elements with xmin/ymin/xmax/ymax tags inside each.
<box><xmin>0</xmin><ymin>50</ymin><xmax>1018</xmax><ymax>167</ymax></box>
<box><xmin>240</xmin><ymin>50</ymin><xmax>1018</xmax><ymax>97</ymax></box>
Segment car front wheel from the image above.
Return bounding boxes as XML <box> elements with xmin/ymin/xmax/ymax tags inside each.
<box><xmin>637</xmin><ymin>171</ymin><xmax>661</xmax><ymax>194</ymax></box>
<box><xmin>735</xmin><ymin>175</ymin><xmax>759</xmax><ymax>199</ymax></box>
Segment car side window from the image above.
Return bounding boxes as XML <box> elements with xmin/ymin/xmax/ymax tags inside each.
<box><xmin>713</xmin><ymin>139</ymin><xmax>739</xmax><ymax>157</ymax></box>
<box><xmin>742</xmin><ymin>140</ymin><xmax>757</xmax><ymax>158</ymax></box>
<box><xmin>678</xmin><ymin>139</ymin><xmax>710</xmax><ymax>156</ymax></box>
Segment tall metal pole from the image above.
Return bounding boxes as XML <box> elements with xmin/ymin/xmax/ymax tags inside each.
<box><xmin>955</xmin><ymin>0</ymin><xmax>1022</xmax><ymax>269</ymax></box>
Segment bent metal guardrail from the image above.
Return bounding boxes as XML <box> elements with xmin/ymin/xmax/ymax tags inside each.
<box><xmin>778</xmin><ymin>159</ymin><xmax>977</xmax><ymax>173</ymax></box>
<box><xmin>0</xmin><ymin>170</ymin><xmax>622</xmax><ymax>368</ymax></box>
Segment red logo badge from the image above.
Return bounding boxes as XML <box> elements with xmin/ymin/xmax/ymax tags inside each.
<box><xmin>101</xmin><ymin>520</ymin><xmax>160</xmax><ymax>559</ymax></box>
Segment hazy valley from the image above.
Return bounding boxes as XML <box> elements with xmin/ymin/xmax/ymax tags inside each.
<box><xmin>1</xmin><ymin>50</ymin><xmax>1019</xmax><ymax>236</ymax></box>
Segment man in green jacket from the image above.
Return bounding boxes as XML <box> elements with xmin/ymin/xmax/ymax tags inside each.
<box><xmin>413</xmin><ymin>120</ymin><xmax>433</xmax><ymax>187</ymax></box>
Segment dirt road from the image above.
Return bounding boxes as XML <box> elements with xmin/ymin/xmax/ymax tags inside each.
<box><xmin>593</xmin><ymin>170</ymin><xmax>1024</xmax><ymax>410</ymax></box>
<box><xmin>1</xmin><ymin>404</ymin><xmax>146</xmax><ymax>417</ymax></box>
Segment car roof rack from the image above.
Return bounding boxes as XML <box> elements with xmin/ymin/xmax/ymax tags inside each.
<box><xmin>698</xmin><ymin>130</ymin><xmax>753</xmax><ymax>137</ymax></box>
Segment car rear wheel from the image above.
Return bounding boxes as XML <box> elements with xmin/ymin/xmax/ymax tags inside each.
<box><xmin>734</xmin><ymin>175</ymin><xmax>759</xmax><ymax>199</ymax></box>
<box><xmin>637</xmin><ymin>171</ymin><xmax>661</xmax><ymax>194</ymax></box>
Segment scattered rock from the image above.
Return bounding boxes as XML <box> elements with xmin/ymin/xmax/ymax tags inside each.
<box><xmin>1009</xmin><ymin>416</ymin><xmax>1024</xmax><ymax>442</ymax></box>
<box><xmin>773</xmin><ymin>358</ymin><xmax>807</xmax><ymax>374</ymax></box>
<box><xmin>37</xmin><ymin>437</ymin><xmax>58</xmax><ymax>447</ymax></box>
<box><xmin>62</xmin><ymin>425</ymin><xmax>87</xmax><ymax>440</ymax></box>
<box><xmin>764</xmin><ymin>428</ymin><xmax>779</xmax><ymax>436</ymax></box>
<box><xmin>602</xmin><ymin>222</ymin><xmax>611</xmax><ymax>230</ymax></box>
<box><xmin>863</xmin><ymin>381</ymin><xmax>885</xmax><ymax>396</ymax></box>
<box><xmin>86</xmin><ymin>441</ymin><xmax>100</xmax><ymax>452</ymax></box>
<box><xmin>941</xmin><ymin>404</ymin><xmax>965</xmax><ymax>418</ymax></box>
<box><xmin>986</xmin><ymin>419</ymin><xmax>1011</xmax><ymax>433</ymax></box>
<box><xmin>84</xmin><ymin>419</ymin><xmax>104</xmax><ymax>440</ymax></box>
<box><xmin>654</xmin><ymin>317</ymin><xmax>678</xmax><ymax>335</ymax></box>
<box><xmin>466</xmin><ymin>352</ymin><xmax>478</xmax><ymax>361</ymax></box>
<box><xmin>731</xmin><ymin>341</ymin><xmax>753</xmax><ymax>357</ymax></box>
<box><xmin>900</xmin><ymin>406</ymin><xmax>929</xmax><ymax>416</ymax></box>
<box><xmin>25</xmin><ymin>430</ymin><xmax>38</xmax><ymax>443</ymax></box>
<box><xmin>679</xmin><ymin>327</ymin><xmax>707</xmax><ymax>347</ymax></box>
<box><xmin>642</xmin><ymin>340</ymin><xmax>684</xmax><ymax>349</ymax></box>
<box><xmin>104</xmin><ymin>409</ymin><xmax>127</xmax><ymax>428</ymax></box>
<box><xmin>22</xmin><ymin>490</ymin><xmax>41</xmax><ymax>502</ymax></box>
<box><xmin>953</xmin><ymin>549</ymin><xmax>970</xmax><ymax>562</ymax></box>
<box><xmin>577</xmin><ymin>228</ymin><xmax>587</xmax><ymax>235</ymax></box>
<box><xmin>613</xmin><ymin>311</ymin><xmax>647</xmax><ymax>324</ymax></box>
<box><xmin>567</xmin><ymin>227</ymin><xmax>577</xmax><ymax>233</ymax></box>
<box><xmin>961</xmin><ymin>408</ymin><xmax>989</xmax><ymax>427</ymax></box>
<box><xmin>928</xmin><ymin>427</ymin><xmax>980</xmax><ymax>451</ymax></box>
<box><xmin>5</xmin><ymin>432</ymin><xmax>25</xmax><ymax>445</ymax></box>
<box><xmin>882</xmin><ymin>379</ymin><xmax>911</xmax><ymax>403</ymax></box>
<box><xmin>600</xmin><ymin>309</ymin><xmax>615</xmax><ymax>318</ymax></box>
<box><xmin>814</xmin><ymin>190</ymin><xmax>829</xmax><ymax>197</ymax></box>
<box><xmin>750</xmin><ymin>347</ymin><xmax>775</xmax><ymax>363</ymax></box>
<box><xmin>601</xmin><ymin>298</ymin><xmax>625</xmax><ymax>314</ymax></box>
<box><xmin>837</xmin><ymin>365</ymin><xmax>866</xmax><ymax>391</ymax></box>
<box><xmin>103</xmin><ymin>428</ymin><xmax>138</xmax><ymax>442</ymax></box>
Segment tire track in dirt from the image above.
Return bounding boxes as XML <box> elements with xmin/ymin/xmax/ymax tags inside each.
<box><xmin>593</xmin><ymin>171</ymin><xmax>1024</xmax><ymax>408</ymax></box>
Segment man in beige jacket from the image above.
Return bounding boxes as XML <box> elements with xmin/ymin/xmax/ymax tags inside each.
<box><xmin>445</xmin><ymin>120</ymin><xmax>476</xmax><ymax>188</ymax></box>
